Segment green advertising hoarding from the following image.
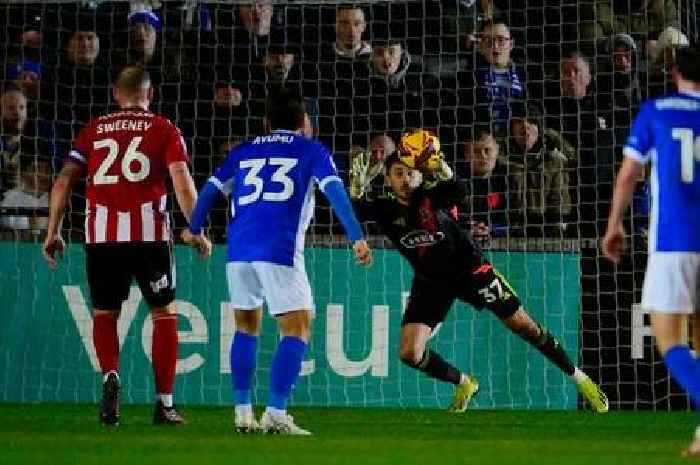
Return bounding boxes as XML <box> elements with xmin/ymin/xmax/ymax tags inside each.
<box><xmin>0</xmin><ymin>243</ymin><xmax>580</xmax><ymax>409</ymax></box>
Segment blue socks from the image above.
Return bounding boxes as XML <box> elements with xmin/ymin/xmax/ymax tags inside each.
<box><xmin>664</xmin><ymin>345</ymin><xmax>700</xmax><ymax>408</ymax></box>
<box><xmin>230</xmin><ymin>331</ymin><xmax>307</xmax><ymax>412</ymax></box>
<box><xmin>231</xmin><ymin>331</ymin><xmax>257</xmax><ymax>406</ymax></box>
<box><xmin>268</xmin><ymin>336</ymin><xmax>308</xmax><ymax>411</ymax></box>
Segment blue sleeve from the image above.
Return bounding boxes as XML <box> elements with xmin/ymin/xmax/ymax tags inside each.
<box><xmin>188</xmin><ymin>181</ymin><xmax>224</xmax><ymax>235</ymax></box>
<box><xmin>209</xmin><ymin>147</ymin><xmax>240</xmax><ymax>195</ymax></box>
<box><xmin>624</xmin><ymin>101</ymin><xmax>654</xmax><ymax>164</ymax></box>
<box><xmin>323</xmin><ymin>179</ymin><xmax>364</xmax><ymax>242</ymax></box>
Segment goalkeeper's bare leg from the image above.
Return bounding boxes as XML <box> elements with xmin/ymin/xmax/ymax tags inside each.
<box><xmin>399</xmin><ymin>323</ymin><xmax>479</xmax><ymax>412</ymax></box>
<box><xmin>500</xmin><ymin>306</ymin><xmax>608</xmax><ymax>413</ymax></box>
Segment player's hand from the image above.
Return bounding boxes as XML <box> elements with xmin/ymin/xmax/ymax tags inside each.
<box><xmin>195</xmin><ymin>235</ymin><xmax>213</xmax><ymax>259</ymax></box>
<box><xmin>602</xmin><ymin>222</ymin><xmax>627</xmax><ymax>264</ymax></box>
<box><xmin>42</xmin><ymin>233</ymin><xmax>65</xmax><ymax>270</ymax></box>
<box><xmin>181</xmin><ymin>229</ymin><xmax>212</xmax><ymax>259</ymax></box>
<box><xmin>353</xmin><ymin>240</ymin><xmax>372</xmax><ymax>267</ymax></box>
<box><xmin>349</xmin><ymin>148</ymin><xmax>370</xmax><ymax>199</ymax></box>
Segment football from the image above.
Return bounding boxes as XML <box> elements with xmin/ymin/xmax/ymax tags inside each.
<box><xmin>398</xmin><ymin>129</ymin><xmax>443</xmax><ymax>171</ymax></box>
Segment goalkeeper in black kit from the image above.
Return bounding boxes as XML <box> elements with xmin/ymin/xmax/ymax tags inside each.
<box><xmin>350</xmin><ymin>129</ymin><xmax>608</xmax><ymax>413</ymax></box>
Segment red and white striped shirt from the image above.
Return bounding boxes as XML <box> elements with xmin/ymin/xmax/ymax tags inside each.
<box><xmin>69</xmin><ymin>109</ymin><xmax>188</xmax><ymax>244</ymax></box>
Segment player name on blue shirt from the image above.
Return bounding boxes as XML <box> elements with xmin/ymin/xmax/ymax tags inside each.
<box><xmin>209</xmin><ymin>130</ymin><xmax>343</xmax><ymax>266</ymax></box>
<box><xmin>624</xmin><ymin>91</ymin><xmax>700</xmax><ymax>253</ymax></box>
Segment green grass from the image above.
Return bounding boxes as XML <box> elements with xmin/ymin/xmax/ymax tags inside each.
<box><xmin>0</xmin><ymin>404</ymin><xmax>697</xmax><ymax>465</ymax></box>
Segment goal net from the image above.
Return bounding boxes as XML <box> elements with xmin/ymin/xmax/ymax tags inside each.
<box><xmin>0</xmin><ymin>0</ymin><xmax>697</xmax><ymax>410</ymax></box>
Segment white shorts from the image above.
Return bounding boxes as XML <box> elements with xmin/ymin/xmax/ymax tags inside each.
<box><xmin>641</xmin><ymin>252</ymin><xmax>700</xmax><ymax>314</ymax></box>
<box><xmin>226</xmin><ymin>261</ymin><xmax>315</xmax><ymax>316</ymax></box>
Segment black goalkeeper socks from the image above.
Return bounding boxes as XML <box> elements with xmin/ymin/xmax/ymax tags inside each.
<box><xmin>533</xmin><ymin>325</ymin><xmax>576</xmax><ymax>376</ymax></box>
<box><xmin>407</xmin><ymin>349</ymin><xmax>462</xmax><ymax>385</ymax></box>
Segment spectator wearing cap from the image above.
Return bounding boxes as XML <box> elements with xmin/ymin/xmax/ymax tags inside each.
<box><xmin>6</xmin><ymin>60</ymin><xmax>42</xmax><ymax>100</ymax></box>
<box><xmin>263</xmin><ymin>43</ymin><xmax>297</xmax><ymax>84</ymax></box>
<box><xmin>598</xmin><ymin>34</ymin><xmax>644</xmax><ymax>172</ymax></box>
<box><xmin>52</xmin><ymin>9</ymin><xmax>110</xmax><ymax>149</ymax></box>
<box><xmin>441</xmin><ymin>20</ymin><xmax>525</xmax><ymax>138</ymax></box>
<box><xmin>608</xmin><ymin>33</ymin><xmax>643</xmax><ymax>110</ymax></box>
<box><xmin>128</xmin><ymin>9</ymin><xmax>162</xmax><ymax>66</ymax></box>
<box><xmin>20</xmin><ymin>9</ymin><xmax>43</xmax><ymax>53</ymax></box>
<box><xmin>505</xmin><ymin>103</ymin><xmax>574</xmax><ymax>237</ymax></box>
<box><xmin>242</xmin><ymin>31</ymin><xmax>318</xmax><ymax>139</ymax></box>
<box><xmin>123</xmin><ymin>9</ymin><xmax>196</xmax><ymax>119</ymax></box>
<box><xmin>2</xmin><ymin>5</ymin><xmax>43</xmax><ymax>65</ymax></box>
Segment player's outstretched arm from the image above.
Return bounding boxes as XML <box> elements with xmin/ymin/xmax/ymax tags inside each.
<box><xmin>171</xmin><ymin>161</ymin><xmax>213</xmax><ymax>259</ymax></box>
<box><xmin>321</xmin><ymin>179</ymin><xmax>372</xmax><ymax>267</ymax></box>
<box><xmin>184</xmin><ymin>180</ymin><xmax>225</xmax><ymax>259</ymax></box>
<box><xmin>43</xmin><ymin>161</ymin><xmax>82</xmax><ymax>269</ymax></box>
<box><xmin>603</xmin><ymin>157</ymin><xmax>644</xmax><ymax>263</ymax></box>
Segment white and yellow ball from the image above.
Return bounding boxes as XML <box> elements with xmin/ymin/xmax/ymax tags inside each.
<box><xmin>398</xmin><ymin>129</ymin><xmax>443</xmax><ymax>171</ymax></box>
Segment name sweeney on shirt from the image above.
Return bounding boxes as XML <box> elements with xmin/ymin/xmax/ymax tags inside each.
<box><xmin>96</xmin><ymin>119</ymin><xmax>153</xmax><ymax>134</ymax></box>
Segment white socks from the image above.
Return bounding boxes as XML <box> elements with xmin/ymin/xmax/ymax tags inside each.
<box><xmin>103</xmin><ymin>371</ymin><xmax>119</xmax><ymax>383</ymax></box>
<box><xmin>265</xmin><ymin>406</ymin><xmax>286</xmax><ymax>417</ymax></box>
<box><xmin>235</xmin><ymin>404</ymin><xmax>253</xmax><ymax>419</ymax></box>
<box><xmin>571</xmin><ymin>367</ymin><xmax>588</xmax><ymax>385</ymax></box>
<box><xmin>159</xmin><ymin>393</ymin><xmax>173</xmax><ymax>408</ymax></box>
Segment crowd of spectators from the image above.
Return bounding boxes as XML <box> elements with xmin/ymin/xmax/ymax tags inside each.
<box><xmin>0</xmin><ymin>0</ymin><xmax>694</xmax><ymax>241</ymax></box>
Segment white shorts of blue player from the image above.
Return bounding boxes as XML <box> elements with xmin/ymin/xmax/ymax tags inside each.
<box><xmin>642</xmin><ymin>253</ymin><xmax>700</xmax><ymax>314</ymax></box>
<box><xmin>227</xmin><ymin>262</ymin><xmax>315</xmax><ymax>317</ymax></box>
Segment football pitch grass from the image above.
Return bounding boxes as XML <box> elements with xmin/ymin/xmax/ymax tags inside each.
<box><xmin>1</xmin><ymin>404</ymin><xmax>698</xmax><ymax>465</ymax></box>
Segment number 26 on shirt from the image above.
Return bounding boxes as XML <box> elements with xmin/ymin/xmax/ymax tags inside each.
<box><xmin>93</xmin><ymin>136</ymin><xmax>150</xmax><ymax>185</ymax></box>
<box><xmin>239</xmin><ymin>157</ymin><xmax>298</xmax><ymax>205</ymax></box>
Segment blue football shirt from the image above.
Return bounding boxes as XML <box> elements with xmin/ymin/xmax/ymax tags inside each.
<box><xmin>624</xmin><ymin>91</ymin><xmax>700</xmax><ymax>252</ymax></box>
<box><xmin>209</xmin><ymin>130</ymin><xmax>342</xmax><ymax>266</ymax></box>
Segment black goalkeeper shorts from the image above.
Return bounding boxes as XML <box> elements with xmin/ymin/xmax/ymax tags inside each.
<box><xmin>401</xmin><ymin>261</ymin><xmax>521</xmax><ymax>329</ymax></box>
<box><xmin>85</xmin><ymin>242</ymin><xmax>175</xmax><ymax>310</ymax></box>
